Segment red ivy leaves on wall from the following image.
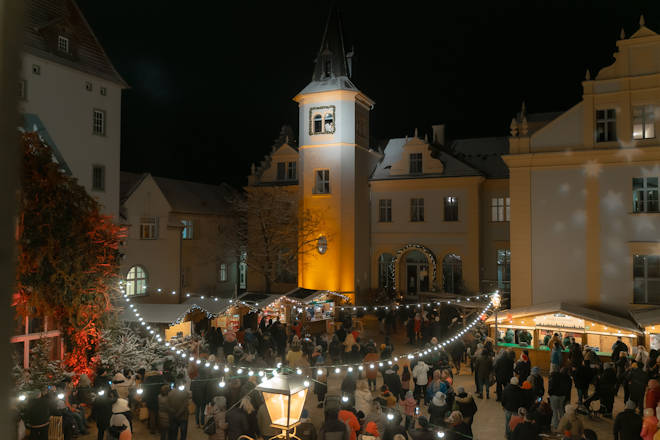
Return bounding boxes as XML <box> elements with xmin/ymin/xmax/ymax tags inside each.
<box><xmin>14</xmin><ymin>132</ymin><xmax>125</xmax><ymax>376</ymax></box>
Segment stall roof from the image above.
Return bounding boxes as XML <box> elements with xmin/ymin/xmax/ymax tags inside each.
<box><xmin>238</xmin><ymin>292</ymin><xmax>281</xmax><ymax>309</ymax></box>
<box><xmin>286</xmin><ymin>288</ymin><xmax>320</xmax><ymax>301</ymax></box>
<box><xmin>629</xmin><ymin>308</ymin><xmax>660</xmax><ymax>328</ymax></box>
<box><xmin>486</xmin><ymin>302</ymin><xmax>641</xmax><ymax>334</ymax></box>
<box><xmin>119</xmin><ymin>303</ymin><xmax>193</xmax><ymax>324</ymax></box>
<box><xmin>181</xmin><ymin>297</ymin><xmax>232</xmax><ymax>316</ymax></box>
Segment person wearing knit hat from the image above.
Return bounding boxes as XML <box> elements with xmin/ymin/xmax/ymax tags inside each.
<box><xmin>613</xmin><ymin>400</ymin><xmax>643</xmax><ymax>440</ymax></box>
<box><xmin>428</xmin><ymin>392</ymin><xmax>448</xmax><ymax>427</ymax></box>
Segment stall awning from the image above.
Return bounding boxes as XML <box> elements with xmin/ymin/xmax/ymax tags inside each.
<box><xmin>286</xmin><ymin>288</ymin><xmax>321</xmax><ymax>302</ymax></box>
<box><xmin>238</xmin><ymin>292</ymin><xmax>282</xmax><ymax>309</ymax></box>
<box><xmin>120</xmin><ymin>303</ymin><xmax>194</xmax><ymax>324</ymax></box>
<box><xmin>630</xmin><ymin>308</ymin><xmax>660</xmax><ymax>329</ymax></box>
<box><xmin>181</xmin><ymin>297</ymin><xmax>232</xmax><ymax>316</ymax></box>
<box><xmin>486</xmin><ymin>301</ymin><xmax>642</xmax><ymax>334</ymax></box>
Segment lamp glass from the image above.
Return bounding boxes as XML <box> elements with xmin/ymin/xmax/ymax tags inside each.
<box><xmin>262</xmin><ymin>389</ymin><xmax>307</xmax><ymax>429</ymax></box>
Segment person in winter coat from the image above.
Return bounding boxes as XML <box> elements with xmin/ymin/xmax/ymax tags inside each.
<box><xmin>614</xmin><ymin>400</ymin><xmax>643</xmax><ymax>440</ymax></box>
<box><xmin>548</xmin><ymin>365</ymin><xmax>566</xmax><ymax>430</ymax></box>
<box><xmin>475</xmin><ymin>351</ymin><xmax>493</xmax><ymax>399</ymax></box>
<box><xmin>557</xmin><ymin>404</ymin><xmax>583</xmax><ymax>440</ymax></box>
<box><xmin>378</xmin><ymin>385</ymin><xmax>397</xmax><ymax>409</ymax></box>
<box><xmin>108</xmin><ymin>398</ymin><xmax>132</xmax><ymax>440</ymax></box>
<box><xmin>364</xmin><ymin>348</ymin><xmax>380</xmax><ymax>391</ymax></box>
<box><xmin>425</xmin><ymin>370</ymin><xmax>446</xmax><ymax>404</ymax></box>
<box><xmin>428</xmin><ymin>392</ymin><xmax>449</xmax><ymax>427</ymax></box>
<box><xmin>204</xmin><ymin>396</ymin><xmax>228</xmax><ymax>440</ymax></box>
<box><xmin>410</xmin><ymin>416</ymin><xmax>436</xmax><ymax>440</ymax></box>
<box><xmin>227</xmin><ymin>397</ymin><xmax>257</xmax><ymax>440</ymax></box>
<box><xmin>257</xmin><ymin>397</ymin><xmax>279</xmax><ymax>439</ymax></box>
<box><xmin>355</xmin><ymin>380</ymin><xmax>373</xmax><ymax>416</ymax></box>
<box><xmin>341</xmin><ymin>372</ymin><xmax>357</xmax><ymax>405</ymax></box>
<box><xmin>629</xmin><ymin>362</ymin><xmax>649</xmax><ymax>412</ymax></box>
<box><xmin>612</xmin><ymin>337</ymin><xmax>629</xmax><ymax>363</ymax></box>
<box><xmin>574</xmin><ymin>359</ymin><xmax>593</xmax><ymax>406</ymax></box>
<box><xmin>91</xmin><ymin>389</ymin><xmax>114</xmax><ymax>440</ymax></box>
<box><xmin>401</xmin><ymin>391</ymin><xmax>417</xmax><ymax>430</ymax></box>
<box><xmin>315</xmin><ymin>368</ymin><xmax>328</xmax><ymax>408</ymax></box>
<box><xmin>191</xmin><ymin>371</ymin><xmax>207</xmax><ymax>428</ymax></box>
<box><xmin>364</xmin><ymin>402</ymin><xmax>387</xmax><ymax>439</ymax></box>
<box><xmin>641</xmin><ymin>407</ymin><xmax>658</xmax><ymax>440</ymax></box>
<box><xmin>157</xmin><ymin>385</ymin><xmax>170</xmax><ymax>440</ymax></box>
<box><xmin>514</xmin><ymin>353</ymin><xmax>531</xmax><ymax>383</ymax></box>
<box><xmin>297</xmin><ymin>409</ymin><xmax>317</xmax><ymax>440</ymax></box>
<box><xmin>550</xmin><ymin>341</ymin><xmax>563</xmax><ymax>371</ymax></box>
<box><xmin>400</xmin><ymin>365</ymin><xmax>412</xmax><ymax>400</ymax></box>
<box><xmin>412</xmin><ymin>361</ymin><xmax>430</xmax><ymax>402</ymax></box>
<box><xmin>319</xmin><ymin>408</ymin><xmax>349</xmax><ymax>440</ymax></box>
<box><xmin>452</xmin><ymin>387</ymin><xmax>477</xmax><ymax>435</ymax></box>
<box><xmin>501</xmin><ymin>377</ymin><xmax>524</xmax><ymax>438</ymax></box>
<box><xmin>167</xmin><ymin>381</ymin><xmax>190</xmax><ymax>440</ymax></box>
<box><xmin>511</xmin><ymin>409</ymin><xmax>540</xmax><ymax>440</ymax></box>
<box><xmin>495</xmin><ymin>349</ymin><xmax>515</xmax><ymax>402</ymax></box>
<box><xmin>112</xmin><ymin>373</ymin><xmax>133</xmax><ymax>400</ymax></box>
<box><xmin>142</xmin><ymin>367</ymin><xmax>166</xmax><ymax>434</ymax></box>
<box><xmin>338</xmin><ymin>405</ymin><xmax>360</xmax><ymax>440</ymax></box>
<box><xmin>444</xmin><ymin>411</ymin><xmax>470</xmax><ymax>440</ymax></box>
<box><xmin>647</xmin><ymin>380</ymin><xmax>660</xmax><ymax>410</ymax></box>
<box><xmin>529</xmin><ymin>366</ymin><xmax>544</xmax><ymax>399</ymax></box>
<box><xmin>382</xmin><ymin>366</ymin><xmax>402</xmax><ymax>401</ymax></box>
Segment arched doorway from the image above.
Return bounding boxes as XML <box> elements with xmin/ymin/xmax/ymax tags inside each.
<box><xmin>404</xmin><ymin>250</ymin><xmax>430</xmax><ymax>296</ymax></box>
<box><xmin>442</xmin><ymin>254</ymin><xmax>462</xmax><ymax>293</ymax></box>
<box><xmin>392</xmin><ymin>244</ymin><xmax>438</xmax><ymax>296</ymax></box>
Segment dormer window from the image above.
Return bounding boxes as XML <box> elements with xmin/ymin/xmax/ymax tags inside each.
<box><xmin>57</xmin><ymin>35</ymin><xmax>69</xmax><ymax>53</ymax></box>
<box><xmin>324</xmin><ymin>59</ymin><xmax>332</xmax><ymax>78</ymax></box>
<box><xmin>314</xmin><ymin>115</ymin><xmax>323</xmax><ymax>134</ymax></box>
<box><xmin>409</xmin><ymin>153</ymin><xmax>422</xmax><ymax>174</ymax></box>
<box><xmin>324</xmin><ymin>113</ymin><xmax>334</xmax><ymax>132</ymax></box>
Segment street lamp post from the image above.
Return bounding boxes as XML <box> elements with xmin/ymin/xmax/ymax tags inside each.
<box><xmin>493</xmin><ymin>291</ymin><xmax>501</xmax><ymax>347</ymax></box>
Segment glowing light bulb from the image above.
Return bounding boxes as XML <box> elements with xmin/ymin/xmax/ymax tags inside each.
<box><xmin>18</xmin><ymin>394</ymin><xmax>26</xmax><ymax>401</ymax></box>
<box><xmin>98</xmin><ymin>390</ymin><xmax>105</xmax><ymax>396</ymax></box>
<box><xmin>248</xmin><ymin>370</ymin><xmax>254</xmax><ymax>376</ymax></box>
<box><xmin>178</xmin><ymin>385</ymin><xmax>184</xmax><ymax>391</ymax></box>
<box><xmin>304</xmin><ymin>380</ymin><xmax>310</xmax><ymax>387</ymax></box>
<box><xmin>57</xmin><ymin>393</ymin><xmax>64</xmax><ymax>400</ymax></box>
<box><xmin>334</xmin><ymin>367</ymin><xmax>341</xmax><ymax>374</ymax></box>
<box><xmin>317</xmin><ymin>369</ymin><xmax>323</xmax><ymax>376</ymax></box>
<box><xmin>237</xmin><ymin>368</ymin><xmax>243</xmax><ymax>374</ymax></box>
<box><xmin>342</xmin><ymin>396</ymin><xmax>349</xmax><ymax>402</ymax></box>
<box><xmin>347</xmin><ymin>367</ymin><xmax>353</xmax><ymax>373</ymax></box>
<box><xmin>224</xmin><ymin>367</ymin><xmax>230</xmax><ymax>373</ymax></box>
<box><xmin>358</xmin><ymin>365</ymin><xmax>364</xmax><ymax>371</ymax></box>
<box><xmin>213</xmin><ymin>365</ymin><xmax>219</xmax><ymax>370</ymax></box>
<box><xmin>387</xmin><ymin>413</ymin><xmax>394</xmax><ymax>421</ymax></box>
<box><xmin>296</xmin><ymin>368</ymin><xmax>302</xmax><ymax>375</ymax></box>
<box><xmin>218</xmin><ymin>381</ymin><xmax>225</xmax><ymax>388</ymax></box>
<box><xmin>205</xmin><ymin>362</ymin><xmax>210</xmax><ymax>368</ymax></box>
<box><xmin>136</xmin><ymin>388</ymin><xmax>143</xmax><ymax>395</ymax></box>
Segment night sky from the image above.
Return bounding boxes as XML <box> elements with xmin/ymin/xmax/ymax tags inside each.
<box><xmin>77</xmin><ymin>1</ymin><xmax>659</xmax><ymax>187</ymax></box>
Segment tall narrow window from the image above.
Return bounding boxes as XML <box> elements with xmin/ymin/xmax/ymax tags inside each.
<box><xmin>219</xmin><ymin>263</ymin><xmax>227</xmax><ymax>282</ymax></box>
<box><xmin>633</xmin><ymin>177</ymin><xmax>659</xmax><ymax>213</ymax></box>
<box><xmin>596</xmin><ymin>109</ymin><xmax>616</xmax><ymax>142</ymax></box>
<box><xmin>410</xmin><ymin>198</ymin><xmax>424</xmax><ymax>222</ymax></box>
<box><xmin>379</xmin><ymin>199</ymin><xmax>392</xmax><ymax>222</ymax></box>
<box><xmin>181</xmin><ymin>220</ymin><xmax>194</xmax><ymax>240</ymax></box>
<box><xmin>634</xmin><ymin>255</ymin><xmax>660</xmax><ymax>304</ymax></box>
<box><xmin>140</xmin><ymin>217</ymin><xmax>158</xmax><ymax>239</ymax></box>
<box><xmin>324</xmin><ymin>113</ymin><xmax>334</xmax><ymax>132</ymax></box>
<box><xmin>92</xmin><ymin>165</ymin><xmax>105</xmax><ymax>192</ymax></box>
<box><xmin>633</xmin><ymin>105</ymin><xmax>655</xmax><ymax>140</ymax></box>
<box><xmin>276</xmin><ymin>162</ymin><xmax>286</xmax><ymax>181</ymax></box>
<box><xmin>57</xmin><ymin>35</ymin><xmax>69</xmax><ymax>53</ymax></box>
<box><xmin>287</xmin><ymin>161</ymin><xmax>297</xmax><ymax>180</ymax></box>
<box><xmin>313</xmin><ymin>115</ymin><xmax>323</xmax><ymax>134</ymax></box>
<box><xmin>491</xmin><ymin>197</ymin><xmax>510</xmax><ymax>221</ymax></box>
<box><xmin>239</xmin><ymin>250</ymin><xmax>247</xmax><ymax>289</ymax></box>
<box><xmin>497</xmin><ymin>249</ymin><xmax>511</xmax><ymax>291</ymax></box>
<box><xmin>18</xmin><ymin>80</ymin><xmax>26</xmax><ymax>100</ymax></box>
<box><xmin>93</xmin><ymin>109</ymin><xmax>106</xmax><ymax>136</ymax></box>
<box><xmin>126</xmin><ymin>266</ymin><xmax>147</xmax><ymax>296</ymax></box>
<box><xmin>314</xmin><ymin>169</ymin><xmax>330</xmax><ymax>194</ymax></box>
<box><xmin>444</xmin><ymin>196</ymin><xmax>458</xmax><ymax>221</ymax></box>
<box><xmin>409</xmin><ymin>153</ymin><xmax>422</xmax><ymax>174</ymax></box>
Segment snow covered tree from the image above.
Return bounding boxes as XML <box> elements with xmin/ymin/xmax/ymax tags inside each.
<box><xmin>13</xmin><ymin>338</ymin><xmax>67</xmax><ymax>391</ymax></box>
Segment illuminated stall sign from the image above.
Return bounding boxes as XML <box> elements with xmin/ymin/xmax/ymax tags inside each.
<box><xmin>533</xmin><ymin>313</ymin><xmax>585</xmax><ymax>331</ymax></box>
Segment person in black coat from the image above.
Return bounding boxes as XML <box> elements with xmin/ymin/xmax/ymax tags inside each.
<box><xmin>514</xmin><ymin>352</ymin><xmax>531</xmax><ymax>383</ymax></box>
<box><xmin>24</xmin><ymin>390</ymin><xmax>52</xmax><ymax>440</ymax></box>
<box><xmin>627</xmin><ymin>362</ymin><xmax>648</xmax><ymax>412</ymax></box>
<box><xmin>191</xmin><ymin>371</ymin><xmax>207</xmax><ymax>428</ymax></box>
<box><xmin>511</xmin><ymin>411</ymin><xmax>540</xmax><ymax>440</ymax></box>
<box><xmin>613</xmin><ymin>400</ymin><xmax>643</xmax><ymax>440</ymax></box>
<box><xmin>382</xmin><ymin>366</ymin><xmax>402</xmax><ymax>401</ymax></box>
<box><xmin>501</xmin><ymin>377</ymin><xmax>524</xmax><ymax>438</ymax></box>
<box><xmin>495</xmin><ymin>349</ymin><xmax>515</xmax><ymax>402</ymax></box>
<box><xmin>611</xmin><ymin>337</ymin><xmax>629</xmax><ymax>362</ymax></box>
<box><xmin>91</xmin><ymin>390</ymin><xmax>115</xmax><ymax>440</ymax></box>
<box><xmin>574</xmin><ymin>359</ymin><xmax>593</xmax><ymax>406</ymax></box>
<box><xmin>475</xmin><ymin>351</ymin><xmax>493</xmax><ymax>399</ymax></box>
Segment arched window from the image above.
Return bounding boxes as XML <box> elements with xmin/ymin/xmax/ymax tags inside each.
<box><xmin>126</xmin><ymin>266</ymin><xmax>147</xmax><ymax>296</ymax></box>
<box><xmin>324</xmin><ymin>113</ymin><xmax>334</xmax><ymax>132</ymax></box>
<box><xmin>313</xmin><ymin>114</ymin><xmax>323</xmax><ymax>134</ymax></box>
<box><xmin>442</xmin><ymin>254</ymin><xmax>462</xmax><ymax>294</ymax></box>
<box><xmin>378</xmin><ymin>253</ymin><xmax>393</xmax><ymax>289</ymax></box>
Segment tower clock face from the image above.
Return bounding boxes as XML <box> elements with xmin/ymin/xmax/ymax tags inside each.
<box><xmin>317</xmin><ymin>236</ymin><xmax>328</xmax><ymax>254</ymax></box>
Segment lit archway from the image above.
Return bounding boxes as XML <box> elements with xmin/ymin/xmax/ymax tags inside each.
<box><xmin>391</xmin><ymin>244</ymin><xmax>438</xmax><ymax>295</ymax></box>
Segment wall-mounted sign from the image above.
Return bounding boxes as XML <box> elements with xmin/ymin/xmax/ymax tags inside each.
<box><xmin>533</xmin><ymin>313</ymin><xmax>585</xmax><ymax>330</ymax></box>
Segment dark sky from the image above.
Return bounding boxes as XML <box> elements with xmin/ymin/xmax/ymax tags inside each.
<box><xmin>77</xmin><ymin>1</ymin><xmax>658</xmax><ymax>187</ymax></box>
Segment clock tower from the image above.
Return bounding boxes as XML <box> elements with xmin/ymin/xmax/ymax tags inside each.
<box><xmin>293</xmin><ymin>7</ymin><xmax>380</xmax><ymax>303</ymax></box>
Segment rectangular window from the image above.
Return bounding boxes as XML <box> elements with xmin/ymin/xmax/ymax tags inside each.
<box><xmin>633</xmin><ymin>177</ymin><xmax>659</xmax><ymax>213</ymax></box>
<box><xmin>287</xmin><ymin>161</ymin><xmax>297</xmax><ymax>180</ymax></box>
<box><xmin>92</xmin><ymin>165</ymin><xmax>105</xmax><ymax>191</ymax></box>
<box><xmin>444</xmin><ymin>196</ymin><xmax>459</xmax><ymax>221</ymax></box>
<box><xmin>491</xmin><ymin>197</ymin><xmax>510</xmax><ymax>222</ymax></box>
<box><xmin>633</xmin><ymin>105</ymin><xmax>655</xmax><ymax>140</ymax></box>
<box><xmin>239</xmin><ymin>262</ymin><xmax>247</xmax><ymax>289</ymax></box>
<box><xmin>497</xmin><ymin>249</ymin><xmax>511</xmax><ymax>290</ymax></box>
<box><xmin>634</xmin><ymin>255</ymin><xmax>660</xmax><ymax>304</ymax></box>
<box><xmin>100</xmin><ymin>87</ymin><xmax>107</xmax><ymax>96</ymax></box>
<box><xmin>93</xmin><ymin>109</ymin><xmax>106</xmax><ymax>136</ymax></box>
<box><xmin>409</xmin><ymin>153</ymin><xmax>422</xmax><ymax>174</ymax></box>
<box><xmin>379</xmin><ymin>199</ymin><xmax>392</xmax><ymax>222</ymax></box>
<box><xmin>410</xmin><ymin>198</ymin><xmax>424</xmax><ymax>222</ymax></box>
<box><xmin>276</xmin><ymin>162</ymin><xmax>286</xmax><ymax>180</ymax></box>
<box><xmin>314</xmin><ymin>169</ymin><xmax>330</xmax><ymax>194</ymax></box>
<box><xmin>596</xmin><ymin>109</ymin><xmax>616</xmax><ymax>142</ymax></box>
<box><xmin>18</xmin><ymin>80</ymin><xmax>26</xmax><ymax>100</ymax></box>
<box><xmin>57</xmin><ymin>35</ymin><xmax>69</xmax><ymax>53</ymax></box>
<box><xmin>181</xmin><ymin>220</ymin><xmax>194</xmax><ymax>240</ymax></box>
<box><xmin>219</xmin><ymin>263</ymin><xmax>227</xmax><ymax>282</ymax></box>
<box><xmin>140</xmin><ymin>217</ymin><xmax>158</xmax><ymax>240</ymax></box>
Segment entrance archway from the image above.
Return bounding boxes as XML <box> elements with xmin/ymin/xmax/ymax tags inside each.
<box><xmin>392</xmin><ymin>244</ymin><xmax>438</xmax><ymax>296</ymax></box>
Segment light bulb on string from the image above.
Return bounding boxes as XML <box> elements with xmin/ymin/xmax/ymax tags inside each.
<box><xmin>334</xmin><ymin>367</ymin><xmax>341</xmax><ymax>374</ymax></box>
<box><xmin>317</xmin><ymin>369</ymin><xmax>324</xmax><ymax>376</ymax></box>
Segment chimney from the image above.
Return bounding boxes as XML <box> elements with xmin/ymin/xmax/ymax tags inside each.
<box><xmin>432</xmin><ymin>124</ymin><xmax>445</xmax><ymax>145</ymax></box>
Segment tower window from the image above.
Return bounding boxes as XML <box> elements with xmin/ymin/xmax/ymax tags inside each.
<box><xmin>324</xmin><ymin>59</ymin><xmax>332</xmax><ymax>77</ymax></box>
<box><xmin>57</xmin><ymin>35</ymin><xmax>69</xmax><ymax>53</ymax></box>
<box><xmin>93</xmin><ymin>109</ymin><xmax>106</xmax><ymax>136</ymax></box>
<box><xmin>324</xmin><ymin>113</ymin><xmax>334</xmax><ymax>132</ymax></box>
<box><xmin>314</xmin><ymin>115</ymin><xmax>323</xmax><ymax>134</ymax></box>
<box><xmin>314</xmin><ymin>169</ymin><xmax>330</xmax><ymax>194</ymax></box>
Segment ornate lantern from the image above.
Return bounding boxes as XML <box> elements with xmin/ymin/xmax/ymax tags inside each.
<box><xmin>256</xmin><ymin>373</ymin><xmax>308</xmax><ymax>439</ymax></box>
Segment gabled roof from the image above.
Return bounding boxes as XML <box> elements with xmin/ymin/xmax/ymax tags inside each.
<box><xmin>119</xmin><ymin>171</ymin><xmax>146</xmax><ymax>203</ymax></box>
<box><xmin>24</xmin><ymin>0</ymin><xmax>127</xmax><ymax>87</ymax></box>
<box><xmin>23</xmin><ymin>113</ymin><xmax>72</xmax><ymax>175</ymax></box>
<box><xmin>629</xmin><ymin>16</ymin><xmax>659</xmax><ymax>39</ymax></box>
<box><xmin>448</xmin><ymin>137</ymin><xmax>509</xmax><ymax>179</ymax></box>
<box><xmin>371</xmin><ymin>137</ymin><xmax>482</xmax><ymax>181</ymax></box>
<box><xmin>629</xmin><ymin>308</ymin><xmax>660</xmax><ymax>328</ymax></box>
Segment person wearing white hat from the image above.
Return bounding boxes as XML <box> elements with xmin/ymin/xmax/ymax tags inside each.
<box><xmin>108</xmin><ymin>398</ymin><xmax>132</xmax><ymax>439</ymax></box>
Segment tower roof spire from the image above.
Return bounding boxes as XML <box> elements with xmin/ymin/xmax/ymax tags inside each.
<box><xmin>312</xmin><ymin>5</ymin><xmax>349</xmax><ymax>81</ymax></box>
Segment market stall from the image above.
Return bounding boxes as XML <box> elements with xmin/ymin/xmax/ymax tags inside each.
<box><xmin>486</xmin><ymin>302</ymin><xmax>642</xmax><ymax>368</ymax></box>
<box><xmin>286</xmin><ymin>289</ymin><xmax>346</xmax><ymax>334</ymax></box>
<box><xmin>238</xmin><ymin>292</ymin><xmax>286</xmax><ymax>327</ymax></box>
<box><xmin>630</xmin><ymin>308</ymin><xmax>660</xmax><ymax>350</ymax></box>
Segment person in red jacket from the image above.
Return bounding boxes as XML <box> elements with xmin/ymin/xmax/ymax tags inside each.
<box><xmin>645</xmin><ymin>379</ymin><xmax>660</xmax><ymax>409</ymax></box>
<box><xmin>338</xmin><ymin>407</ymin><xmax>360</xmax><ymax>440</ymax></box>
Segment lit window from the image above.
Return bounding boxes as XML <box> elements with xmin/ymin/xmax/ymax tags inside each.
<box><xmin>379</xmin><ymin>199</ymin><xmax>392</xmax><ymax>222</ymax></box>
<box><xmin>410</xmin><ymin>198</ymin><xmax>424</xmax><ymax>222</ymax></box>
<box><xmin>93</xmin><ymin>109</ymin><xmax>106</xmax><ymax>136</ymax></box>
<box><xmin>219</xmin><ymin>263</ymin><xmax>227</xmax><ymax>282</ymax></box>
<box><xmin>314</xmin><ymin>169</ymin><xmax>330</xmax><ymax>194</ymax></box>
<box><xmin>634</xmin><ymin>255</ymin><xmax>660</xmax><ymax>305</ymax></box>
<box><xmin>57</xmin><ymin>35</ymin><xmax>69</xmax><ymax>53</ymax></box>
<box><xmin>409</xmin><ymin>153</ymin><xmax>422</xmax><ymax>174</ymax></box>
<box><xmin>596</xmin><ymin>109</ymin><xmax>616</xmax><ymax>142</ymax></box>
<box><xmin>140</xmin><ymin>217</ymin><xmax>158</xmax><ymax>240</ymax></box>
<box><xmin>313</xmin><ymin>115</ymin><xmax>323</xmax><ymax>134</ymax></box>
<box><xmin>633</xmin><ymin>177</ymin><xmax>659</xmax><ymax>213</ymax></box>
<box><xmin>126</xmin><ymin>266</ymin><xmax>147</xmax><ymax>296</ymax></box>
<box><xmin>491</xmin><ymin>197</ymin><xmax>510</xmax><ymax>221</ymax></box>
<box><xmin>18</xmin><ymin>80</ymin><xmax>26</xmax><ymax>100</ymax></box>
<box><xmin>287</xmin><ymin>161</ymin><xmax>296</xmax><ymax>180</ymax></box>
<box><xmin>324</xmin><ymin>113</ymin><xmax>334</xmax><ymax>132</ymax></box>
<box><xmin>633</xmin><ymin>105</ymin><xmax>655</xmax><ymax>140</ymax></box>
<box><xmin>92</xmin><ymin>165</ymin><xmax>105</xmax><ymax>191</ymax></box>
<box><xmin>181</xmin><ymin>220</ymin><xmax>194</xmax><ymax>240</ymax></box>
<box><xmin>444</xmin><ymin>196</ymin><xmax>458</xmax><ymax>221</ymax></box>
